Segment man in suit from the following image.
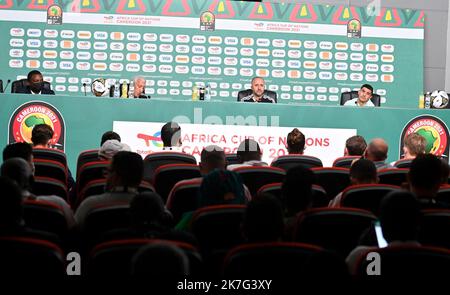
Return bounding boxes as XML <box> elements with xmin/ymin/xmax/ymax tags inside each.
<box><xmin>241</xmin><ymin>77</ymin><xmax>275</xmax><ymax>103</ymax></box>
<box><xmin>344</xmin><ymin>84</ymin><xmax>374</xmax><ymax>107</ymax></box>
<box><xmin>15</xmin><ymin>70</ymin><xmax>55</xmax><ymax>95</ymax></box>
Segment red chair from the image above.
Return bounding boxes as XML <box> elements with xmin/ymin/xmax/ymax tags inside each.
<box><xmin>166</xmin><ymin>178</ymin><xmax>202</xmax><ymax>224</ymax></box>
<box><xmin>436</xmin><ymin>185</ymin><xmax>450</xmax><ymax>206</ymax></box>
<box><xmin>271</xmin><ymin>155</ymin><xmax>323</xmax><ymax>170</ymax></box>
<box><xmin>76</xmin><ymin>149</ymin><xmax>100</xmax><ymax>177</ymax></box>
<box><xmin>143</xmin><ymin>152</ymin><xmax>196</xmax><ymax>182</ymax></box>
<box><xmin>33</xmin><ymin>159</ymin><xmax>68</xmax><ymax>187</ymax></box>
<box><xmin>153</xmin><ymin>164</ymin><xmax>201</xmax><ymax>202</ymax></box>
<box><xmin>233</xmin><ymin>166</ymin><xmax>285</xmax><ymax>197</ymax></box>
<box><xmin>33</xmin><ymin>148</ymin><xmax>67</xmax><ymax>168</ymax></box>
<box><xmin>89</xmin><ymin>239</ymin><xmax>202</xmax><ymax>277</ymax></box>
<box><xmin>32</xmin><ymin>176</ymin><xmax>68</xmax><ymax>200</ymax></box>
<box><xmin>223</xmin><ymin>242</ymin><xmax>324</xmax><ymax>276</ymax></box>
<box><xmin>378</xmin><ymin>168</ymin><xmax>409</xmax><ymax>186</ymax></box>
<box><xmin>311</xmin><ymin>167</ymin><xmax>350</xmax><ymax>200</ymax></box>
<box><xmin>339</xmin><ymin>184</ymin><xmax>401</xmax><ymax>215</ymax></box>
<box><xmin>419</xmin><ymin>209</ymin><xmax>450</xmax><ymax>249</ymax></box>
<box><xmin>23</xmin><ymin>199</ymin><xmax>69</xmax><ymax>236</ymax></box>
<box><xmin>225</xmin><ymin>153</ymin><xmax>240</xmax><ymax>166</ymax></box>
<box><xmin>76</xmin><ymin>160</ymin><xmax>109</xmax><ymax>198</ymax></box>
<box><xmin>0</xmin><ymin>237</ymin><xmax>65</xmax><ymax>277</ymax></box>
<box><xmin>293</xmin><ymin>208</ymin><xmax>376</xmax><ymax>257</ymax></box>
<box><xmin>392</xmin><ymin>158</ymin><xmax>413</xmax><ymax>169</ymax></box>
<box><xmin>332</xmin><ymin>156</ymin><xmax>361</xmax><ymax>168</ymax></box>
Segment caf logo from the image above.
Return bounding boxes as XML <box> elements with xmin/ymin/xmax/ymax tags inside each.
<box><xmin>8</xmin><ymin>101</ymin><xmax>66</xmax><ymax>151</ymax></box>
<box><xmin>400</xmin><ymin>115</ymin><xmax>449</xmax><ymax>159</ymax></box>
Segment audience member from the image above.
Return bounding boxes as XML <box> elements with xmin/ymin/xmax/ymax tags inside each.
<box><xmin>98</xmin><ymin>139</ymin><xmax>131</xmax><ymax>160</ymax></box>
<box><xmin>227</xmin><ymin>139</ymin><xmax>267</xmax><ymax>170</ymax></box>
<box><xmin>344</xmin><ymin>135</ymin><xmax>367</xmax><ymax>156</ymax></box>
<box><xmin>364</xmin><ymin>138</ymin><xmax>389</xmax><ymax>169</ymax></box>
<box><xmin>100</xmin><ymin>131</ymin><xmax>121</xmax><ymax>147</ymax></box>
<box><xmin>286</xmin><ymin>128</ymin><xmax>305</xmax><ymax>154</ymax></box>
<box><xmin>161</xmin><ymin>122</ymin><xmax>182</xmax><ymax>150</ymax></box>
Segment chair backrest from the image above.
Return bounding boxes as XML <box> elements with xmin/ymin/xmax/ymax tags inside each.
<box><xmin>33</xmin><ymin>159</ymin><xmax>68</xmax><ymax>187</ymax></box>
<box><xmin>233</xmin><ymin>166</ymin><xmax>286</xmax><ymax>197</ymax></box>
<box><xmin>0</xmin><ymin>237</ymin><xmax>65</xmax><ymax>277</ymax></box>
<box><xmin>393</xmin><ymin>158</ymin><xmax>413</xmax><ymax>169</ymax></box>
<box><xmin>223</xmin><ymin>242</ymin><xmax>324</xmax><ymax>276</ymax></box>
<box><xmin>293</xmin><ymin>208</ymin><xmax>376</xmax><ymax>257</ymax></box>
<box><xmin>340</xmin><ymin>90</ymin><xmax>380</xmax><ymax>106</ymax></box>
<box><xmin>166</xmin><ymin>178</ymin><xmax>202</xmax><ymax>224</ymax></box>
<box><xmin>153</xmin><ymin>164</ymin><xmax>201</xmax><ymax>202</ymax></box>
<box><xmin>23</xmin><ymin>199</ymin><xmax>69</xmax><ymax>236</ymax></box>
<box><xmin>257</xmin><ymin>182</ymin><xmax>282</xmax><ymax>200</ymax></box>
<box><xmin>76</xmin><ymin>160</ymin><xmax>109</xmax><ymax>197</ymax></box>
<box><xmin>11</xmin><ymin>78</ymin><xmax>51</xmax><ymax>93</ymax></box>
<box><xmin>33</xmin><ymin>148</ymin><xmax>67</xmax><ymax>168</ymax></box>
<box><xmin>311</xmin><ymin>167</ymin><xmax>350</xmax><ymax>200</ymax></box>
<box><xmin>83</xmin><ymin>204</ymin><xmax>131</xmax><ymax>244</ymax></box>
<box><xmin>354</xmin><ymin>245</ymin><xmax>450</xmax><ymax>276</ymax></box>
<box><xmin>32</xmin><ymin>176</ymin><xmax>68</xmax><ymax>200</ymax></box>
<box><xmin>237</xmin><ymin>89</ymin><xmax>277</xmax><ymax>103</ymax></box>
<box><xmin>311</xmin><ymin>184</ymin><xmax>329</xmax><ymax>208</ymax></box>
<box><xmin>378</xmin><ymin>168</ymin><xmax>409</xmax><ymax>186</ymax></box>
<box><xmin>332</xmin><ymin>156</ymin><xmax>361</xmax><ymax>168</ymax></box>
<box><xmin>143</xmin><ymin>152</ymin><xmax>197</xmax><ymax>182</ymax></box>
<box><xmin>89</xmin><ymin>239</ymin><xmax>202</xmax><ymax>277</ymax></box>
<box><xmin>340</xmin><ymin>184</ymin><xmax>401</xmax><ymax>215</ymax></box>
<box><xmin>436</xmin><ymin>185</ymin><xmax>450</xmax><ymax>206</ymax></box>
<box><xmin>271</xmin><ymin>155</ymin><xmax>323</xmax><ymax>170</ymax></box>
<box><xmin>76</xmin><ymin>149</ymin><xmax>100</xmax><ymax>177</ymax></box>
<box><xmin>191</xmin><ymin>205</ymin><xmax>246</xmax><ymax>255</ymax></box>
<box><xmin>418</xmin><ymin>209</ymin><xmax>450</xmax><ymax>249</ymax></box>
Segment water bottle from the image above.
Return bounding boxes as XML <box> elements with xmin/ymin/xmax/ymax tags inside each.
<box><xmin>205</xmin><ymin>83</ymin><xmax>211</xmax><ymax>101</ymax></box>
<box><xmin>424</xmin><ymin>92</ymin><xmax>431</xmax><ymax>109</ymax></box>
<box><xmin>121</xmin><ymin>82</ymin><xmax>128</xmax><ymax>98</ymax></box>
<box><xmin>113</xmin><ymin>80</ymin><xmax>120</xmax><ymax>98</ymax></box>
<box><xmin>199</xmin><ymin>86</ymin><xmax>205</xmax><ymax>100</ymax></box>
<box><xmin>192</xmin><ymin>84</ymin><xmax>198</xmax><ymax>101</ymax></box>
<box><xmin>128</xmin><ymin>81</ymin><xmax>135</xmax><ymax>98</ymax></box>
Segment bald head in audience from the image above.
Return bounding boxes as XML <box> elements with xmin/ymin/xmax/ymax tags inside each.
<box><xmin>364</xmin><ymin>138</ymin><xmax>388</xmax><ymax>162</ymax></box>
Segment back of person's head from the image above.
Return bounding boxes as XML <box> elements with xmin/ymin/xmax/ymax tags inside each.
<box><xmin>131</xmin><ymin>242</ymin><xmax>189</xmax><ymax>278</ymax></box>
<box><xmin>345</xmin><ymin>135</ymin><xmax>367</xmax><ymax>156</ymax></box>
<box><xmin>0</xmin><ymin>177</ymin><xmax>24</xmax><ymax>227</ymax></box>
<box><xmin>31</xmin><ymin>124</ymin><xmax>54</xmax><ymax>147</ymax></box>
<box><xmin>350</xmin><ymin>159</ymin><xmax>378</xmax><ymax>185</ymax></box>
<box><xmin>98</xmin><ymin>139</ymin><xmax>131</xmax><ymax>160</ymax></box>
<box><xmin>286</xmin><ymin>128</ymin><xmax>305</xmax><ymax>154</ymax></box>
<box><xmin>242</xmin><ymin>193</ymin><xmax>284</xmax><ymax>242</ymax></box>
<box><xmin>236</xmin><ymin>139</ymin><xmax>261</xmax><ymax>163</ymax></box>
<box><xmin>27</xmin><ymin>70</ymin><xmax>42</xmax><ymax>82</ymax></box>
<box><xmin>199</xmin><ymin>145</ymin><xmax>226</xmax><ymax>174</ymax></box>
<box><xmin>161</xmin><ymin>122</ymin><xmax>181</xmax><ymax>147</ymax></box>
<box><xmin>379</xmin><ymin>191</ymin><xmax>420</xmax><ymax>242</ymax></box>
<box><xmin>408</xmin><ymin>153</ymin><xmax>442</xmax><ymax>195</ymax></box>
<box><xmin>129</xmin><ymin>192</ymin><xmax>172</xmax><ymax>228</ymax></box>
<box><xmin>403</xmin><ymin>133</ymin><xmax>426</xmax><ymax>158</ymax></box>
<box><xmin>101</xmin><ymin>131</ymin><xmax>121</xmax><ymax>147</ymax></box>
<box><xmin>281</xmin><ymin>165</ymin><xmax>314</xmax><ymax>216</ymax></box>
<box><xmin>364</xmin><ymin>138</ymin><xmax>388</xmax><ymax>162</ymax></box>
<box><xmin>3</xmin><ymin>142</ymin><xmax>33</xmax><ymax>162</ymax></box>
<box><xmin>1</xmin><ymin>158</ymin><xmax>33</xmax><ymax>191</ymax></box>
<box><xmin>198</xmin><ymin>169</ymin><xmax>246</xmax><ymax>207</ymax></box>
<box><xmin>109</xmin><ymin>151</ymin><xmax>143</xmax><ymax>188</ymax></box>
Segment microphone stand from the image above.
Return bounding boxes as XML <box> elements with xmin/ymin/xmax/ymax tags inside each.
<box><xmin>83</xmin><ymin>83</ymin><xmax>87</xmax><ymax>96</ymax></box>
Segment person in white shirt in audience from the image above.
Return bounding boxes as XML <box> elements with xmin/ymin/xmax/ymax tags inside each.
<box><xmin>98</xmin><ymin>139</ymin><xmax>131</xmax><ymax>161</ymax></box>
<box><xmin>227</xmin><ymin>139</ymin><xmax>268</xmax><ymax>170</ymax></box>
<box><xmin>344</xmin><ymin>84</ymin><xmax>375</xmax><ymax>107</ymax></box>
<box><xmin>75</xmin><ymin>151</ymin><xmax>143</xmax><ymax>229</ymax></box>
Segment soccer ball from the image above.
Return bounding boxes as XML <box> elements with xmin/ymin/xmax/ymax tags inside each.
<box><xmin>431</xmin><ymin>90</ymin><xmax>449</xmax><ymax>109</ymax></box>
<box><xmin>91</xmin><ymin>78</ymin><xmax>106</xmax><ymax>97</ymax></box>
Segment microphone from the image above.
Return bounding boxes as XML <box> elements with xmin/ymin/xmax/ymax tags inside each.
<box><xmin>83</xmin><ymin>83</ymin><xmax>87</xmax><ymax>96</ymax></box>
<box><xmin>3</xmin><ymin>79</ymin><xmax>11</xmax><ymax>93</ymax></box>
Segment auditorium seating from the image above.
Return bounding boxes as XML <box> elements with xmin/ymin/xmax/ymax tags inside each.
<box><xmin>153</xmin><ymin>164</ymin><xmax>201</xmax><ymax>202</ymax></box>
<box><xmin>143</xmin><ymin>152</ymin><xmax>197</xmax><ymax>182</ymax></box>
<box><xmin>233</xmin><ymin>166</ymin><xmax>285</xmax><ymax>197</ymax></box>
<box><xmin>332</xmin><ymin>156</ymin><xmax>361</xmax><ymax>168</ymax></box>
<box><xmin>271</xmin><ymin>155</ymin><xmax>323</xmax><ymax>170</ymax></box>
<box><xmin>378</xmin><ymin>168</ymin><xmax>409</xmax><ymax>186</ymax></box>
<box><xmin>311</xmin><ymin>167</ymin><xmax>350</xmax><ymax>200</ymax></box>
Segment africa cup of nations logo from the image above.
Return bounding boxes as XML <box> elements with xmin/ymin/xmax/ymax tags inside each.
<box><xmin>8</xmin><ymin>101</ymin><xmax>66</xmax><ymax>151</ymax></box>
<box><xmin>400</xmin><ymin>115</ymin><xmax>449</xmax><ymax>159</ymax></box>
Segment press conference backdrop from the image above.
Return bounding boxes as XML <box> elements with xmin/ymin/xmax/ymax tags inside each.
<box><xmin>0</xmin><ymin>1</ymin><xmax>424</xmax><ymax>107</ymax></box>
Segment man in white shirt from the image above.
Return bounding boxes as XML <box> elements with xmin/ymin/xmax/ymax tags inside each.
<box><xmin>344</xmin><ymin>84</ymin><xmax>375</xmax><ymax>107</ymax></box>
